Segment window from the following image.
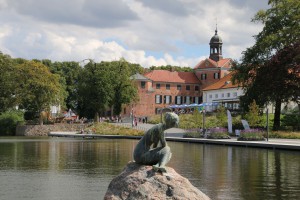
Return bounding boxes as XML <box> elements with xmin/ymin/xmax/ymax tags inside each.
<box><xmin>215</xmin><ymin>94</ymin><xmax>218</xmax><ymax>98</ymax></box>
<box><xmin>214</xmin><ymin>73</ymin><xmax>219</xmax><ymax>79</ymax></box>
<box><xmin>177</xmin><ymin>85</ymin><xmax>181</xmax><ymax>90</ymax></box>
<box><xmin>186</xmin><ymin>85</ymin><xmax>190</xmax><ymax>91</ymax></box>
<box><xmin>186</xmin><ymin>96</ymin><xmax>190</xmax><ymax>104</ymax></box>
<box><xmin>156</xmin><ymin>83</ymin><xmax>160</xmax><ymax>89</ymax></box>
<box><xmin>175</xmin><ymin>96</ymin><xmax>181</xmax><ymax>104</ymax></box>
<box><xmin>166</xmin><ymin>84</ymin><xmax>170</xmax><ymax>90</ymax></box>
<box><xmin>155</xmin><ymin>95</ymin><xmax>162</xmax><ymax>104</ymax></box>
<box><xmin>227</xmin><ymin>93</ymin><xmax>230</xmax><ymax>97</ymax></box>
<box><xmin>141</xmin><ymin>81</ymin><xmax>145</xmax><ymax>89</ymax></box>
<box><xmin>201</xmin><ymin>74</ymin><xmax>207</xmax><ymax>80</ymax></box>
<box><xmin>209</xmin><ymin>94</ymin><xmax>212</xmax><ymax>99</ymax></box>
<box><xmin>195</xmin><ymin>86</ymin><xmax>199</xmax><ymax>91</ymax></box>
<box><xmin>233</xmin><ymin>92</ymin><xmax>237</xmax><ymax>97</ymax></box>
<box><xmin>222</xmin><ymin>93</ymin><xmax>224</xmax><ymax>98</ymax></box>
<box><xmin>195</xmin><ymin>97</ymin><xmax>199</xmax><ymax>104</ymax></box>
<box><xmin>164</xmin><ymin>95</ymin><xmax>172</xmax><ymax>104</ymax></box>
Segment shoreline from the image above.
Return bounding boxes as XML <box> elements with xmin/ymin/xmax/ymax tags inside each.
<box><xmin>48</xmin><ymin>131</ymin><xmax>300</xmax><ymax>151</ymax></box>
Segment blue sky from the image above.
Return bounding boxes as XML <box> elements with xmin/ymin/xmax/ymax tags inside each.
<box><xmin>0</xmin><ymin>0</ymin><xmax>269</xmax><ymax>67</ymax></box>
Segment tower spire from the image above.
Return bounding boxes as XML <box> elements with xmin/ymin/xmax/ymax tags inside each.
<box><xmin>209</xmin><ymin>19</ymin><xmax>223</xmax><ymax>62</ymax></box>
<box><xmin>215</xmin><ymin>18</ymin><xmax>218</xmax><ymax>35</ymax></box>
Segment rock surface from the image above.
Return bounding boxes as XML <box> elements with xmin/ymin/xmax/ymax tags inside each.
<box><xmin>104</xmin><ymin>162</ymin><xmax>210</xmax><ymax>200</ymax></box>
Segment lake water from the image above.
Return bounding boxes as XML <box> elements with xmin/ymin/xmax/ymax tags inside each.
<box><xmin>0</xmin><ymin>137</ymin><xmax>299</xmax><ymax>200</ymax></box>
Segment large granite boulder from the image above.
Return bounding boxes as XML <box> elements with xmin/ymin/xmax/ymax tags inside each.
<box><xmin>104</xmin><ymin>162</ymin><xmax>210</xmax><ymax>200</ymax></box>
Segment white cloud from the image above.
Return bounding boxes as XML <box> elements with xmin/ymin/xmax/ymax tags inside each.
<box><xmin>0</xmin><ymin>0</ymin><xmax>269</xmax><ymax>67</ymax></box>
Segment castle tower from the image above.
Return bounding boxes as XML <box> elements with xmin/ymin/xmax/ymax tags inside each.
<box><xmin>209</xmin><ymin>27</ymin><xmax>223</xmax><ymax>62</ymax></box>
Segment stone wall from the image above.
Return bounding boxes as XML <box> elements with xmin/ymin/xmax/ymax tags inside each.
<box><xmin>16</xmin><ymin>123</ymin><xmax>89</xmax><ymax>136</ymax></box>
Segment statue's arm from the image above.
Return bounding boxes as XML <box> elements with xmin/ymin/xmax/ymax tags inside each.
<box><xmin>159</xmin><ymin>130</ymin><xmax>166</xmax><ymax>147</ymax></box>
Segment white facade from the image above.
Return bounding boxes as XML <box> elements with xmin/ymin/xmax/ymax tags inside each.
<box><xmin>202</xmin><ymin>87</ymin><xmax>244</xmax><ymax>111</ymax></box>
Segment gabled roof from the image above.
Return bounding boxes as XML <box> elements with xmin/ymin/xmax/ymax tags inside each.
<box><xmin>130</xmin><ymin>73</ymin><xmax>150</xmax><ymax>81</ymax></box>
<box><xmin>203</xmin><ymin>72</ymin><xmax>239</xmax><ymax>91</ymax></box>
<box><xmin>144</xmin><ymin>70</ymin><xmax>200</xmax><ymax>84</ymax></box>
<box><xmin>194</xmin><ymin>58</ymin><xmax>232</xmax><ymax>69</ymax></box>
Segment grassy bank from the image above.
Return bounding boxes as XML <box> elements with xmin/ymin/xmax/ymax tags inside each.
<box><xmin>86</xmin><ymin>122</ymin><xmax>144</xmax><ymax>136</ymax></box>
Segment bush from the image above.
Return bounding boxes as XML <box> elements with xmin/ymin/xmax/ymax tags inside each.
<box><xmin>184</xmin><ymin>128</ymin><xmax>202</xmax><ymax>138</ymax></box>
<box><xmin>216</xmin><ymin>106</ymin><xmax>227</xmax><ymax>127</ymax></box>
<box><xmin>88</xmin><ymin>122</ymin><xmax>144</xmax><ymax>136</ymax></box>
<box><xmin>281</xmin><ymin>111</ymin><xmax>300</xmax><ymax>131</ymax></box>
<box><xmin>148</xmin><ymin>115</ymin><xmax>161</xmax><ymax>124</ymax></box>
<box><xmin>268</xmin><ymin>131</ymin><xmax>300</xmax><ymax>139</ymax></box>
<box><xmin>0</xmin><ymin>110</ymin><xmax>24</xmax><ymax>136</ymax></box>
<box><xmin>237</xmin><ymin>128</ymin><xmax>265</xmax><ymax>141</ymax></box>
<box><xmin>207</xmin><ymin>127</ymin><xmax>230</xmax><ymax>139</ymax></box>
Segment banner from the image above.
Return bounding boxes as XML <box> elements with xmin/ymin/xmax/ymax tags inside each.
<box><xmin>227</xmin><ymin>110</ymin><xmax>232</xmax><ymax>133</ymax></box>
<box><xmin>241</xmin><ymin>120</ymin><xmax>251</xmax><ymax>130</ymax></box>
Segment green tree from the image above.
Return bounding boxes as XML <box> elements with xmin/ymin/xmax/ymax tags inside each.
<box><xmin>0</xmin><ymin>52</ymin><xmax>18</xmax><ymax>112</ymax></box>
<box><xmin>216</xmin><ymin>105</ymin><xmax>227</xmax><ymax>127</ymax></box>
<box><xmin>244</xmin><ymin>100</ymin><xmax>262</xmax><ymax>127</ymax></box>
<box><xmin>78</xmin><ymin>61</ymin><xmax>113</xmax><ymax>120</ymax></box>
<box><xmin>281</xmin><ymin>110</ymin><xmax>300</xmax><ymax>131</ymax></box>
<box><xmin>0</xmin><ymin>110</ymin><xmax>24</xmax><ymax>135</ymax></box>
<box><xmin>16</xmin><ymin>61</ymin><xmax>66</xmax><ymax>124</ymax></box>
<box><xmin>78</xmin><ymin>59</ymin><xmax>139</xmax><ymax>120</ymax></box>
<box><xmin>232</xmin><ymin>0</ymin><xmax>300</xmax><ymax>130</ymax></box>
<box><xmin>44</xmin><ymin>60</ymin><xmax>82</xmax><ymax>111</ymax></box>
<box><xmin>108</xmin><ymin>59</ymin><xmax>138</xmax><ymax>116</ymax></box>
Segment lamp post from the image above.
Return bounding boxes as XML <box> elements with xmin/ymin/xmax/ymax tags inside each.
<box><xmin>266</xmin><ymin>108</ymin><xmax>269</xmax><ymax>141</ymax></box>
<box><xmin>202</xmin><ymin>109</ymin><xmax>206</xmax><ymax>136</ymax></box>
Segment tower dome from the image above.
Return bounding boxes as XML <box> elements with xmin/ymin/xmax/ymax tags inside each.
<box><xmin>209</xmin><ymin>28</ymin><xmax>223</xmax><ymax>62</ymax></box>
<box><xmin>210</xmin><ymin>29</ymin><xmax>223</xmax><ymax>44</ymax></box>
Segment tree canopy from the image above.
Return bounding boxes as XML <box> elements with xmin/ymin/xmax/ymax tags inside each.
<box><xmin>16</xmin><ymin>61</ymin><xmax>66</xmax><ymax>124</ymax></box>
<box><xmin>0</xmin><ymin>52</ymin><xmax>17</xmax><ymax>113</ymax></box>
<box><xmin>149</xmin><ymin>65</ymin><xmax>193</xmax><ymax>72</ymax></box>
<box><xmin>232</xmin><ymin>0</ymin><xmax>300</xmax><ymax>130</ymax></box>
<box><xmin>77</xmin><ymin>59</ymin><xmax>139</xmax><ymax>121</ymax></box>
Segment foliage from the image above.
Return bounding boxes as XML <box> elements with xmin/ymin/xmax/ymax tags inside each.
<box><xmin>244</xmin><ymin>100</ymin><xmax>262</xmax><ymax>127</ymax></box>
<box><xmin>281</xmin><ymin>111</ymin><xmax>300</xmax><ymax>131</ymax></box>
<box><xmin>15</xmin><ymin>61</ymin><xmax>66</xmax><ymax>124</ymax></box>
<box><xmin>78</xmin><ymin>61</ymin><xmax>113</xmax><ymax>119</ymax></box>
<box><xmin>237</xmin><ymin>129</ymin><xmax>265</xmax><ymax>141</ymax></box>
<box><xmin>207</xmin><ymin>127</ymin><xmax>230</xmax><ymax>139</ymax></box>
<box><xmin>215</xmin><ymin>106</ymin><xmax>227</xmax><ymax>127</ymax></box>
<box><xmin>149</xmin><ymin>112</ymin><xmax>221</xmax><ymax>129</ymax></box>
<box><xmin>42</xmin><ymin>60</ymin><xmax>82</xmax><ymax>111</ymax></box>
<box><xmin>0</xmin><ymin>110</ymin><xmax>24</xmax><ymax>135</ymax></box>
<box><xmin>107</xmin><ymin>59</ymin><xmax>139</xmax><ymax>115</ymax></box>
<box><xmin>88</xmin><ymin>122</ymin><xmax>144</xmax><ymax>136</ymax></box>
<box><xmin>177</xmin><ymin>110</ymin><xmax>203</xmax><ymax>129</ymax></box>
<box><xmin>184</xmin><ymin>128</ymin><xmax>202</xmax><ymax>138</ymax></box>
<box><xmin>148</xmin><ymin>65</ymin><xmax>193</xmax><ymax>72</ymax></box>
<box><xmin>0</xmin><ymin>52</ymin><xmax>18</xmax><ymax>113</ymax></box>
<box><xmin>268</xmin><ymin>131</ymin><xmax>300</xmax><ymax>139</ymax></box>
<box><xmin>232</xmin><ymin>0</ymin><xmax>300</xmax><ymax>130</ymax></box>
<box><xmin>148</xmin><ymin>115</ymin><xmax>161</xmax><ymax>124</ymax></box>
<box><xmin>77</xmin><ymin>59</ymin><xmax>139</xmax><ymax>120</ymax></box>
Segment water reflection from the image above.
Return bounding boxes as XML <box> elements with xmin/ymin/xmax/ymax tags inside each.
<box><xmin>0</xmin><ymin>137</ymin><xmax>299</xmax><ymax>200</ymax></box>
